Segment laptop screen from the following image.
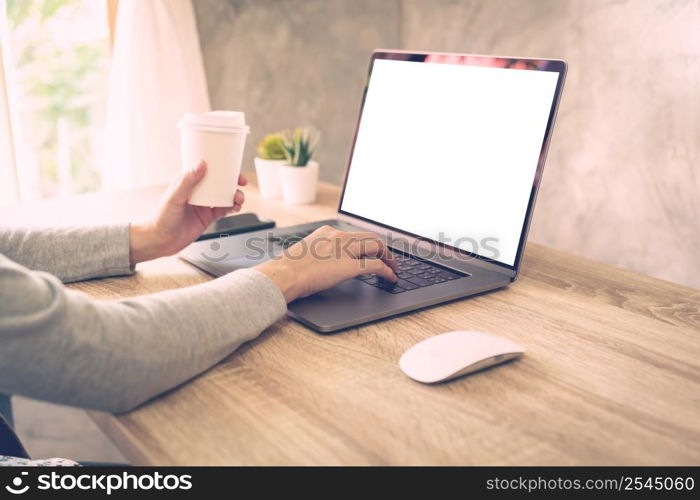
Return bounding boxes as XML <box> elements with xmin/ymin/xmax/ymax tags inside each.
<box><xmin>339</xmin><ymin>53</ymin><xmax>563</xmax><ymax>268</ymax></box>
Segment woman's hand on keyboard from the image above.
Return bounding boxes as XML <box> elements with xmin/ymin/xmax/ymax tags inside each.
<box><xmin>255</xmin><ymin>225</ymin><xmax>397</xmax><ymax>302</ymax></box>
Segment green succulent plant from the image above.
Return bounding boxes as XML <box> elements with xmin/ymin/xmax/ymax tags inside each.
<box><xmin>279</xmin><ymin>127</ymin><xmax>320</xmax><ymax>167</ymax></box>
<box><xmin>256</xmin><ymin>133</ymin><xmax>287</xmax><ymax>160</ymax></box>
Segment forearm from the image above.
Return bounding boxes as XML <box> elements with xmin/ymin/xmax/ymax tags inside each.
<box><xmin>128</xmin><ymin>222</ymin><xmax>189</xmax><ymax>265</ymax></box>
<box><xmin>0</xmin><ymin>258</ymin><xmax>287</xmax><ymax>413</ymax></box>
<box><xmin>0</xmin><ymin>225</ymin><xmax>134</xmax><ymax>283</ymax></box>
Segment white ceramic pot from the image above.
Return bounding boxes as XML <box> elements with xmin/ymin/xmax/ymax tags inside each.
<box><xmin>254</xmin><ymin>157</ymin><xmax>285</xmax><ymax>199</ymax></box>
<box><xmin>280</xmin><ymin>161</ymin><xmax>319</xmax><ymax>205</ymax></box>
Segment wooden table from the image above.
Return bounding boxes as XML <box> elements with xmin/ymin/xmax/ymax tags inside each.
<box><xmin>3</xmin><ymin>179</ymin><xmax>699</xmax><ymax>465</ymax></box>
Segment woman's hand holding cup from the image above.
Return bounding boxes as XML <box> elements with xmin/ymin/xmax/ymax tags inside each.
<box><xmin>128</xmin><ymin>161</ymin><xmax>247</xmax><ymax>265</ymax></box>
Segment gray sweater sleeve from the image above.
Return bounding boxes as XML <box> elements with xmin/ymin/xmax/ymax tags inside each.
<box><xmin>0</xmin><ymin>226</ymin><xmax>287</xmax><ymax>413</ymax></box>
<box><xmin>0</xmin><ymin>225</ymin><xmax>135</xmax><ymax>283</ymax></box>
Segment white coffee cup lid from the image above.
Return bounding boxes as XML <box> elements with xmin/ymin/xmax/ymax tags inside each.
<box><xmin>179</xmin><ymin>111</ymin><xmax>248</xmax><ymax>130</ymax></box>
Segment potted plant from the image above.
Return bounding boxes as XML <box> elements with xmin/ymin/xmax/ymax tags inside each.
<box><xmin>278</xmin><ymin>127</ymin><xmax>320</xmax><ymax>205</ymax></box>
<box><xmin>254</xmin><ymin>133</ymin><xmax>287</xmax><ymax>199</ymax></box>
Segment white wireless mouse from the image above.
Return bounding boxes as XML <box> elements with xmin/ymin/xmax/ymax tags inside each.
<box><xmin>399</xmin><ymin>330</ymin><xmax>524</xmax><ymax>383</ymax></box>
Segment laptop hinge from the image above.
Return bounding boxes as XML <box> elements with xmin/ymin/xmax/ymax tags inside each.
<box><xmin>335</xmin><ymin>213</ymin><xmax>517</xmax><ymax>281</ymax></box>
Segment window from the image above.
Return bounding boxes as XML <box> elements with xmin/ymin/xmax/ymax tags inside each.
<box><xmin>2</xmin><ymin>0</ymin><xmax>111</xmax><ymax>200</ymax></box>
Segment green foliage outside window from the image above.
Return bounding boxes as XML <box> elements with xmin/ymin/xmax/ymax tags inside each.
<box><xmin>6</xmin><ymin>0</ymin><xmax>109</xmax><ymax>196</ymax></box>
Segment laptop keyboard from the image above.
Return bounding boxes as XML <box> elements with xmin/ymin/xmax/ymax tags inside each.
<box><xmin>270</xmin><ymin>230</ymin><xmax>466</xmax><ymax>293</ymax></box>
<box><xmin>356</xmin><ymin>254</ymin><xmax>465</xmax><ymax>293</ymax></box>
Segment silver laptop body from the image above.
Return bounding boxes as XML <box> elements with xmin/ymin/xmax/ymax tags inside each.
<box><xmin>181</xmin><ymin>50</ymin><xmax>567</xmax><ymax>332</ymax></box>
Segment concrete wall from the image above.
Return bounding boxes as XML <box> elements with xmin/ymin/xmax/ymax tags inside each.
<box><xmin>194</xmin><ymin>0</ymin><xmax>700</xmax><ymax>288</ymax></box>
<box><xmin>194</xmin><ymin>0</ymin><xmax>400</xmax><ymax>184</ymax></box>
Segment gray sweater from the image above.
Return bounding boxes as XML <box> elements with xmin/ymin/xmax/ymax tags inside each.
<box><xmin>0</xmin><ymin>224</ymin><xmax>287</xmax><ymax>414</ymax></box>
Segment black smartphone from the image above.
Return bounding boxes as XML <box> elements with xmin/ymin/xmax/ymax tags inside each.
<box><xmin>195</xmin><ymin>213</ymin><xmax>275</xmax><ymax>241</ymax></box>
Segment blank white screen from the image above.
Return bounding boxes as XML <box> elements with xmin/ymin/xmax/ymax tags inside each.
<box><xmin>340</xmin><ymin>58</ymin><xmax>559</xmax><ymax>266</ymax></box>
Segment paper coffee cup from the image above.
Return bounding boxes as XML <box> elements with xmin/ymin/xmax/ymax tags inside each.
<box><xmin>179</xmin><ymin>111</ymin><xmax>250</xmax><ymax>207</ymax></box>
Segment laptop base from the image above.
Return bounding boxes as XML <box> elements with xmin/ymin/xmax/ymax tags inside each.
<box><xmin>180</xmin><ymin>219</ymin><xmax>511</xmax><ymax>333</ymax></box>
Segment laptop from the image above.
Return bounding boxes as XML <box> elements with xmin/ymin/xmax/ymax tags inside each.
<box><xmin>181</xmin><ymin>50</ymin><xmax>567</xmax><ymax>333</ymax></box>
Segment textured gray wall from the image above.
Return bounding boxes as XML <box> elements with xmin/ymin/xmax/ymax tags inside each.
<box><xmin>193</xmin><ymin>0</ymin><xmax>400</xmax><ymax>184</ymax></box>
<box><xmin>401</xmin><ymin>0</ymin><xmax>700</xmax><ymax>289</ymax></box>
<box><xmin>194</xmin><ymin>0</ymin><xmax>700</xmax><ymax>288</ymax></box>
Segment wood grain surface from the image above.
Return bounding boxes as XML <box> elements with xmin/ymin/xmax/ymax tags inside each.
<box><xmin>3</xmin><ymin>178</ymin><xmax>699</xmax><ymax>465</ymax></box>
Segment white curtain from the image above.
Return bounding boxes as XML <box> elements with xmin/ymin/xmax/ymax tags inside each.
<box><xmin>102</xmin><ymin>0</ymin><xmax>210</xmax><ymax>191</ymax></box>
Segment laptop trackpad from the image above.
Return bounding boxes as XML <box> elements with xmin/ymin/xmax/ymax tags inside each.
<box><xmin>288</xmin><ymin>279</ymin><xmax>409</xmax><ymax>333</ymax></box>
